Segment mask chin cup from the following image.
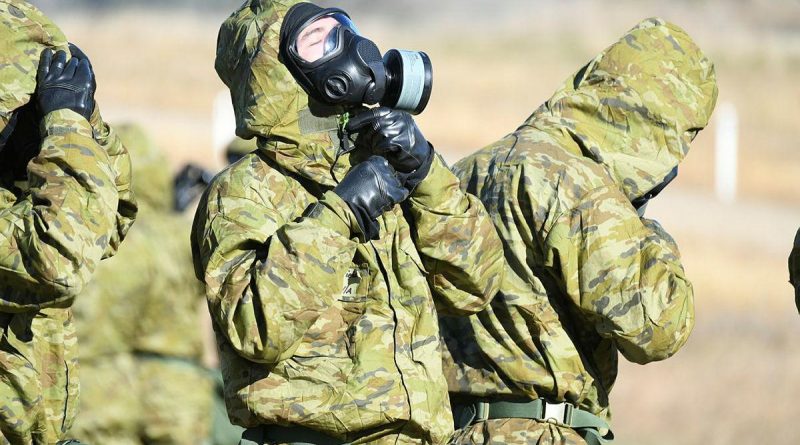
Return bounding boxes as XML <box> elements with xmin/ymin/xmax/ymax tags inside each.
<box><xmin>631</xmin><ymin>166</ymin><xmax>679</xmax><ymax>210</ymax></box>
<box><xmin>381</xmin><ymin>49</ymin><xmax>433</xmax><ymax>115</ymax></box>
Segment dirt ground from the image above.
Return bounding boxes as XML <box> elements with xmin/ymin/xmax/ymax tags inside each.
<box><xmin>40</xmin><ymin>1</ymin><xmax>800</xmax><ymax>443</ymax></box>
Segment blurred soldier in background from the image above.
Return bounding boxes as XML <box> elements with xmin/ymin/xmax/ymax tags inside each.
<box><xmin>192</xmin><ymin>1</ymin><xmax>504</xmax><ymax>444</ymax></box>
<box><xmin>0</xmin><ymin>2</ymin><xmax>137</xmax><ymax>444</ymax></box>
<box><xmin>69</xmin><ymin>124</ymin><xmax>212</xmax><ymax>445</ymax></box>
<box><xmin>173</xmin><ymin>136</ymin><xmax>256</xmax><ymax>213</ymax></box>
<box><xmin>223</xmin><ymin>136</ymin><xmax>257</xmax><ymax>165</ymax></box>
<box><xmin>441</xmin><ymin>18</ymin><xmax>717</xmax><ymax>445</ymax></box>
<box><xmin>790</xmin><ymin>229</ymin><xmax>800</xmax><ymax>313</ymax></box>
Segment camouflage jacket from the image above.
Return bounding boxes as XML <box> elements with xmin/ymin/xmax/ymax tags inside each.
<box><xmin>441</xmin><ymin>18</ymin><xmax>717</xmax><ymax>421</ymax></box>
<box><xmin>0</xmin><ymin>2</ymin><xmax>137</xmax><ymax>443</ymax></box>
<box><xmin>790</xmin><ymin>228</ymin><xmax>800</xmax><ymax>312</ymax></box>
<box><xmin>191</xmin><ymin>1</ymin><xmax>504</xmax><ymax>443</ymax></box>
<box><xmin>74</xmin><ymin>124</ymin><xmax>204</xmax><ymax>361</ymax></box>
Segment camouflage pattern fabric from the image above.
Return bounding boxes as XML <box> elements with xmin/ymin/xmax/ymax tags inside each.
<box><xmin>450</xmin><ymin>420</ymin><xmax>587</xmax><ymax>445</ymax></box>
<box><xmin>0</xmin><ymin>2</ymin><xmax>137</xmax><ymax>443</ymax></box>
<box><xmin>62</xmin><ymin>354</ymin><xmax>141</xmax><ymax>445</ymax></box>
<box><xmin>192</xmin><ymin>1</ymin><xmax>504</xmax><ymax>443</ymax></box>
<box><xmin>441</xmin><ymin>17</ymin><xmax>718</xmax><ymax>437</ymax></box>
<box><xmin>790</xmin><ymin>228</ymin><xmax>800</xmax><ymax>312</ymax></box>
<box><xmin>138</xmin><ymin>358</ymin><xmax>213</xmax><ymax>445</ymax></box>
<box><xmin>69</xmin><ymin>124</ymin><xmax>211</xmax><ymax>444</ymax></box>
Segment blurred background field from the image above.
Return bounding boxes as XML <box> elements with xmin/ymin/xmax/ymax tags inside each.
<box><xmin>32</xmin><ymin>0</ymin><xmax>800</xmax><ymax>443</ymax></box>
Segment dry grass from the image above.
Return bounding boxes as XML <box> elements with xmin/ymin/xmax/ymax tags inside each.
<box><xmin>44</xmin><ymin>2</ymin><xmax>800</xmax><ymax>443</ymax></box>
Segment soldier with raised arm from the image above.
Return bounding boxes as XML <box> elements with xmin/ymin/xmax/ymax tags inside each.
<box><xmin>442</xmin><ymin>18</ymin><xmax>718</xmax><ymax>445</ymax></box>
<box><xmin>0</xmin><ymin>1</ymin><xmax>136</xmax><ymax>443</ymax></box>
<box><xmin>191</xmin><ymin>1</ymin><xmax>504</xmax><ymax>444</ymax></box>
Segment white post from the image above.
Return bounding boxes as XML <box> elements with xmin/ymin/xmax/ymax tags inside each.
<box><xmin>714</xmin><ymin>102</ymin><xmax>738</xmax><ymax>204</ymax></box>
<box><xmin>212</xmin><ymin>90</ymin><xmax>236</xmax><ymax>167</ymax></box>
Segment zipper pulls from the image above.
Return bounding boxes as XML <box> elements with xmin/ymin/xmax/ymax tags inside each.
<box><xmin>337</xmin><ymin>112</ymin><xmax>352</xmax><ymax>157</ymax></box>
<box><xmin>330</xmin><ymin>112</ymin><xmax>352</xmax><ymax>184</ymax></box>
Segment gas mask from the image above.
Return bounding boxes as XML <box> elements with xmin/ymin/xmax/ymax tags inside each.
<box><xmin>0</xmin><ymin>102</ymin><xmax>43</xmax><ymax>178</ymax></box>
<box><xmin>279</xmin><ymin>3</ymin><xmax>432</xmax><ymax>115</ymax></box>
<box><xmin>631</xmin><ymin>166</ymin><xmax>678</xmax><ymax>217</ymax></box>
<box><xmin>0</xmin><ymin>111</ymin><xmax>20</xmax><ymax>153</ymax></box>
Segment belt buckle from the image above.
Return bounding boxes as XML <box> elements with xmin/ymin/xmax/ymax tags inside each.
<box><xmin>474</xmin><ymin>401</ymin><xmax>490</xmax><ymax>422</ymax></box>
<box><xmin>543</xmin><ymin>401</ymin><xmax>573</xmax><ymax>426</ymax></box>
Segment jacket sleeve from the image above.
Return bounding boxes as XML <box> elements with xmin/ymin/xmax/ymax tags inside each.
<box><xmin>546</xmin><ymin>185</ymin><xmax>694</xmax><ymax>364</ymax></box>
<box><xmin>406</xmin><ymin>154</ymin><xmax>505</xmax><ymax>316</ymax></box>
<box><xmin>192</xmin><ymin>181</ymin><xmax>360</xmax><ymax>364</ymax></box>
<box><xmin>0</xmin><ymin>109</ymin><xmax>120</xmax><ymax>311</ymax></box>
<box><xmin>89</xmin><ymin>106</ymin><xmax>138</xmax><ymax>258</ymax></box>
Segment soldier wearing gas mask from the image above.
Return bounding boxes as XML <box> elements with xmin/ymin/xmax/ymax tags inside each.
<box><xmin>0</xmin><ymin>2</ymin><xmax>137</xmax><ymax>444</ymax></box>
<box><xmin>190</xmin><ymin>2</ymin><xmax>504</xmax><ymax>445</ymax></box>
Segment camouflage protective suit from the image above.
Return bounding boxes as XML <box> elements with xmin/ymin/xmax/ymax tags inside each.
<box><xmin>191</xmin><ymin>1</ymin><xmax>504</xmax><ymax>444</ymax></box>
<box><xmin>0</xmin><ymin>1</ymin><xmax>136</xmax><ymax>444</ymax></box>
<box><xmin>790</xmin><ymin>228</ymin><xmax>800</xmax><ymax>312</ymax></box>
<box><xmin>441</xmin><ymin>18</ymin><xmax>718</xmax><ymax>444</ymax></box>
<box><xmin>69</xmin><ymin>124</ymin><xmax>211</xmax><ymax>445</ymax></box>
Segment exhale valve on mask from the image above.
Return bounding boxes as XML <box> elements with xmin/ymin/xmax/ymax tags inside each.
<box><xmin>279</xmin><ymin>3</ymin><xmax>432</xmax><ymax>115</ymax></box>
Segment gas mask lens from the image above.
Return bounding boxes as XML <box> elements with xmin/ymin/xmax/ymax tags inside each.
<box><xmin>295</xmin><ymin>13</ymin><xmax>359</xmax><ymax>63</ymax></box>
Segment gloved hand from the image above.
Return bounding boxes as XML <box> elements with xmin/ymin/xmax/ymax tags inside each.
<box><xmin>334</xmin><ymin>156</ymin><xmax>409</xmax><ymax>240</ymax></box>
<box><xmin>36</xmin><ymin>47</ymin><xmax>96</xmax><ymax>121</ymax></box>
<box><xmin>346</xmin><ymin>107</ymin><xmax>434</xmax><ymax>191</ymax></box>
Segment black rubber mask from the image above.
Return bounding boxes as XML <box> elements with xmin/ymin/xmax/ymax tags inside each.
<box><xmin>279</xmin><ymin>3</ymin><xmax>432</xmax><ymax>115</ymax></box>
<box><xmin>0</xmin><ymin>111</ymin><xmax>20</xmax><ymax>153</ymax></box>
<box><xmin>0</xmin><ymin>102</ymin><xmax>42</xmax><ymax>178</ymax></box>
<box><xmin>631</xmin><ymin>166</ymin><xmax>678</xmax><ymax>212</ymax></box>
<box><xmin>280</xmin><ymin>4</ymin><xmax>385</xmax><ymax>107</ymax></box>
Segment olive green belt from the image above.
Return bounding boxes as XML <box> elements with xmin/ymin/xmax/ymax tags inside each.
<box><xmin>452</xmin><ymin>399</ymin><xmax>614</xmax><ymax>445</ymax></box>
<box><xmin>239</xmin><ymin>425</ymin><xmax>348</xmax><ymax>445</ymax></box>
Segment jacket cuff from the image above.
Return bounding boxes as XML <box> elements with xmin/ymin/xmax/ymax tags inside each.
<box><xmin>409</xmin><ymin>153</ymin><xmax>467</xmax><ymax>213</ymax></box>
<box><xmin>304</xmin><ymin>191</ymin><xmax>365</xmax><ymax>241</ymax></box>
<box><xmin>42</xmin><ymin>109</ymin><xmax>93</xmax><ymax>138</ymax></box>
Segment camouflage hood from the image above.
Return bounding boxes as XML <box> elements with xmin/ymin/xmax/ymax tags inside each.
<box><xmin>0</xmin><ymin>2</ymin><xmax>137</xmax><ymax>258</ymax></box>
<box><xmin>527</xmin><ymin>18</ymin><xmax>718</xmax><ymax>201</ymax></box>
<box><xmin>116</xmin><ymin>123</ymin><xmax>171</xmax><ymax>211</ymax></box>
<box><xmin>0</xmin><ymin>0</ymin><xmax>68</xmax><ymax>132</ymax></box>
<box><xmin>215</xmin><ymin>0</ymin><xmax>348</xmax><ymax>187</ymax></box>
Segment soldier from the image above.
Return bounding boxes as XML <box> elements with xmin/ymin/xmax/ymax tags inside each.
<box><xmin>0</xmin><ymin>1</ymin><xmax>137</xmax><ymax>444</ymax></box>
<box><xmin>69</xmin><ymin>124</ymin><xmax>212</xmax><ymax>445</ymax></box>
<box><xmin>224</xmin><ymin>136</ymin><xmax>258</xmax><ymax>165</ymax></box>
<box><xmin>790</xmin><ymin>229</ymin><xmax>800</xmax><ymax>313</ymax></box>
<box><xmin>441</xmin><ymin>19</ymin><xmax>718</xmax><ymax>444</ymax></box>
<box><xmin>191</xmin><ymin>1</ymin><xmax>504</xmax><ymax>444</ymax></box>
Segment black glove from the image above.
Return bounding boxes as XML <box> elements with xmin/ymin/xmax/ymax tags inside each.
<box><xmin>334</xmin><ymin>156</ymin><xmax>409</xmax><ymax>240</ymax></box>
<box><xmin>36</xmin><ymin>47</ymin><xmax>96</xmax><ymax>121</ymax></box>
<box><xmin>346</xmin><ymin>107</ymin><xmax>434</xmax><ymax>191</ymax></box>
